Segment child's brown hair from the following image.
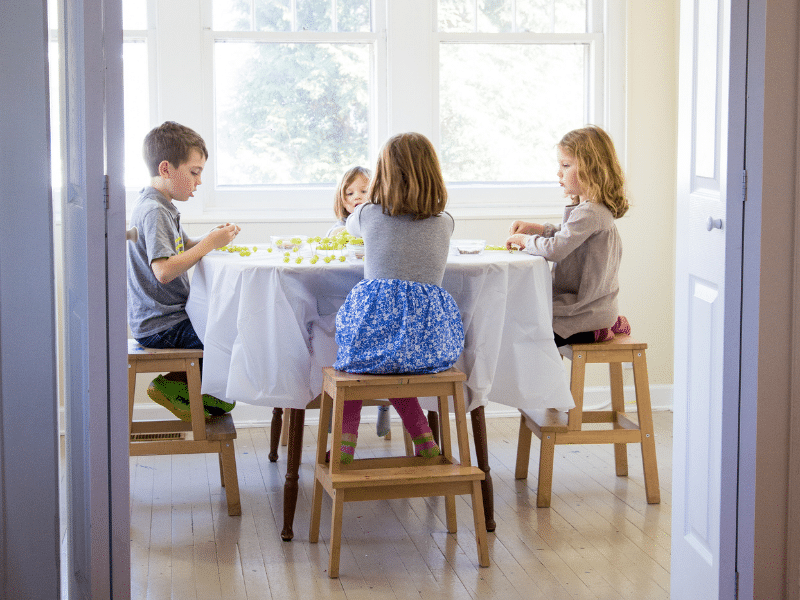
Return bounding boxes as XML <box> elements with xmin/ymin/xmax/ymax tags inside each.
<box><xmin>558</xmin><ymin>125</ymin><xmax>628</xmax><ymax>218</ymax></box>
<box><xmin>368</xmin><ymin>132</ymin><xmax>447</xmax><ymax>220</ymax></box>
<box><xmin>143</xmin><ymin>121</ymin><xmax>208</xmax><ymax>177</ymax></box>
<box><xmin>333</xmin><ymin>166</ymin><xmax>371</xmax><ymax>222</ymax></box>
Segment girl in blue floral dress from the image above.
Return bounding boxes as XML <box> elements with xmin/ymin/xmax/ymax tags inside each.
<box><xmin>334</xmin><ymin>132</ymin><xmax>464</xmax><ymax>463</ymax></box>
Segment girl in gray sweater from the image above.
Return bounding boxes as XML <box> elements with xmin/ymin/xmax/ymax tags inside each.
<box><xmin>506</xmin><ymin>126</ymin><xmax>631</xmax><ymax>346</ymax></box>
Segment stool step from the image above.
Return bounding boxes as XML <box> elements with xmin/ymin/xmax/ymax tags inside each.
<box><xmin>522</xmin><ymin>409</ymin><xmax>569</xmax><ymax>433</ymax></box>
<box><xmin>322</xmin><ymin>464</ymin><xmax>484</xmax><ymax>489</ymax></box>
<box><xmin>206</xmin><ymin>413</ymin><xmax>237</xmax><ymax>441</ymax></box>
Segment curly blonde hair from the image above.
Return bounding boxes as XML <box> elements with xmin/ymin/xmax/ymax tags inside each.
<box><xmin>333</xmin><ymin>166</ymin><xmax>371</xmax><ymax>221</ymax></box>
<box><xmin>558</xmin><ymin>125</ymin><xmax>628</xmax><ymax>218</ymax></box>
<box><xmin>369</xmin><ymin>132</ymin><xmax>447</xmax><ymax>220</ymax></box>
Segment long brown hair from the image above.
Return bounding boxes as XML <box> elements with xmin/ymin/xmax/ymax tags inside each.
<box><xmin>558</xmin><ymin>125</ymin><xmax>629</xmax><ymax>218</ymax></box>
<box><xmin>368</xmin><ymin>132</ymin><xmax>447</xmax><ymax>220</ymax></box>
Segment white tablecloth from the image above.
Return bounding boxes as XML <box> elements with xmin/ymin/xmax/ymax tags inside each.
<box><xmin>186</xmin><ymin>248</ymin><xmax>573</xmax><ymax>412</ymax></box>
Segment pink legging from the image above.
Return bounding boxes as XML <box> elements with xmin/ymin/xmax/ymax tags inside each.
<box><xmin>340</xmin><ymin>397</ymin><xmax>430</xmax><ymax>438</ymax></box>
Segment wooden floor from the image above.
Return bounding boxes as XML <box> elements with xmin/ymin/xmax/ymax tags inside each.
<box><xmin>121</xmin><ymin>412</ymin><xmax>672</xmax><ymax>599</ymax></box>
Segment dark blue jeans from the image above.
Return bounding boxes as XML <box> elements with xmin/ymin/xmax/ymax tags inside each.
<box><xmin>137</xmin><ymin>318</ymin><xmax>203</xmax><ymax>350</ymax></box>
<box><xmin>137</xmin><ymin>318</ymin><xmax>203</xmax><ymax>373</ymax></box>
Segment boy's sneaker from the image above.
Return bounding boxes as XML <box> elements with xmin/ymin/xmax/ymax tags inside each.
<box><xmin>202</xmin><ymin>394</ymin><xmax>236</xmax><ymax>416</ymax></box>
<box><xmin>147</xmin><ymin>376</ymin><xmax>196</xmax><ymax>422</ymax></box>
<box><xmin>147</xmin><ymin>376</ymin><xmax>236</xmax><ymax>420</ymax></box>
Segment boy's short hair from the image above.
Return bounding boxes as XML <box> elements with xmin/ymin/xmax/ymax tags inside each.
<box><xmin>143</xmin><ymin>121</ymin><xmax>208</xmax><ymax>177</ymax></box>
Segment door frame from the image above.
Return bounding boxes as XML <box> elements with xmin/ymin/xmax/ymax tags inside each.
<box><xmin>0</xmin><ymin>2</ymin><xmax>61</xmax><ymax>597</ymax></box>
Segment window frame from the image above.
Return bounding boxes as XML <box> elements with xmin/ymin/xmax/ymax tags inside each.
<box><xmin>125</xmin><ymin>0</ymin><xmax>625</xmax><ymax>221</ymax></box>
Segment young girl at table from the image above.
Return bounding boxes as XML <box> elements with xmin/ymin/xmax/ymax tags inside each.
<box><xmin>333</xmin><ymin>132</ymin><xmax>464</xmax><ymax>463</ymax></box>
<box><xmin>327</xmin><ymin>166</ymin><xmax>393</xmax><ymax>438</ymax></box>
<box><xmin>505</xmin><ymin>125</ymin><xmax>631</xmax><ymax>346</ymax></box>
<box><xmin>326</xmin><ymin>166</ymin><xmax>370</xmax><ymax>237</ymax></box>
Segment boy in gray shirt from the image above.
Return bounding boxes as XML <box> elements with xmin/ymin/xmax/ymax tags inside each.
<box><xmin>127</xmin><ymin>121</ymin><xmax>240</xmax><ymax>421</ymax></box>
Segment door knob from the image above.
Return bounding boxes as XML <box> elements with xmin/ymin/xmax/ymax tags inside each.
<box><xmin>706</xmin><ymin>217</ymin><xmax>722</xmax><ymax>231</ymax></box>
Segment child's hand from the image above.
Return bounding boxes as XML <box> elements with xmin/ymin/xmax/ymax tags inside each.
<box><xmin>505</xmin><ymin>234</ymin><xmax>527</xmax><ymax>251</ymax></box>
<box><xmin>508</xmin><ymin>220</ymin><xmax>542</xmax><ymax>236</ymax></box>
<box><xmin>207</xmin><ymin>223</ymin><xmax>241</xmax><ymax>249</ymax></box>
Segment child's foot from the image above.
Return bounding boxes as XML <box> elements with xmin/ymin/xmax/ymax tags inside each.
<box><xmin>202</xmin><ymin>394</ymin><xmax>236</xmax><ymax>416</ymax></box>
<box><xmin>147</xmin><ymin>375</ymin><xmax>198</xmax><ymax>422</ymax></box>
<box><xmin>412</xmin><ymin>432</ymin><xmax>440</xmax><ymax>458</ymax></box>
<box><xmin>594</xmin><ymin>328</ymin><xmax>614</xmax><ymax>343</ymax></box>
<box><xmin>340</xmin><ymin>433</ymin><xmax>358</xmax><ymax>463</ymax></box>
<box><xmin>611</xmin><ymin>315</ymin><xmax>631</xmax><ymax>336</ymax></box>
<box><xmin>376</xmin><ymin>405</ymin><xmax>391</xmax><ymax>437</ymax></box>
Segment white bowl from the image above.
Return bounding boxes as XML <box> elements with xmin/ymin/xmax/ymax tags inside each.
<box><xmin>450</xmin><ymin>239</ymin><xmax>486</xmax><ymax>255</ymax></box>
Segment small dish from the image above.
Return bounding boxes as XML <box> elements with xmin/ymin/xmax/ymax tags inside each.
<box><xmin>271</xmin><ymin>235</ymin><xmax>308</xmax><ymax>253</ymax></box>
<box><xmin>347</xmin><ymin>242</ymin><xmax>365</xmax><ymax>260</ymax></box>
<box><xmin>450</xmin><ymin>239</ymin><xmax>486</xmax><ymax>255</ymax></box>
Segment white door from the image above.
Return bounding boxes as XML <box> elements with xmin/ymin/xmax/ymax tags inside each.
<box><xmin>61</xmin><ymin>0</ymin><xmax>129</xmax><ymax>597</ymax></box>
<box><xmin>671</xmin><ymin>0</ymin><xmax>746</xmax><ymax>597</ymax></box>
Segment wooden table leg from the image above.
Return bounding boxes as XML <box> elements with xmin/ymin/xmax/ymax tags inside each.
<box><xmin>470</xmin><ymin>406</ymin><xmax>496</xmax><ymax>532</ymax></box>
<box><xmin>281</xmin><ymin>408</ymin><xmax>305</xmax><ymax>541</ymax></box>
<box><xmin>269</xmin><ymin>407</ymin><xmax>283</xmax><ymax>462</ymax></box>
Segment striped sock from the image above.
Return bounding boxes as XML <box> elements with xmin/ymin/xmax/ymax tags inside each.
<box><xmin>340</xmin><ymin>432</ymin><xmax>358</xmax><ymax>464</ymax></box>
<box><xmin>412</xmin><ymin>432</ymin><xmax>440</xmax><ymax>458</ymax></box>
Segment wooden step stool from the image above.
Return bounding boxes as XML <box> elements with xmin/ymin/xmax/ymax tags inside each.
<box><xmin>514</xmin><ymin>334</ymin><xmax>660</xmax><ymax>508</ymax></box>
<box><xmin>309</xmin><ymin>367</ymin><xmax>490</xmax><ymax>578</ymax></box>
<box><xmin>127</xmin><ymin>339</ymin><xmax>241</xmax><ymax>516</ymax></box>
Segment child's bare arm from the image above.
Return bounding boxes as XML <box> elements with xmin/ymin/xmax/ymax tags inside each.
<box><xmin>151</xmin><ymin>223</ymin><xmax>240</xmax><ymax>284</ymax></box>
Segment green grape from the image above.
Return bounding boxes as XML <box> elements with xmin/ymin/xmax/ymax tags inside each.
<box><xmin>284</xmin><ymin>251</ymin><xmax>291</xmax><ymax>257</ymax></box>
<box><xmin>283</xmin><ymin>256</ymin><xmax>290</xmax><ymax>263</ymax></box>
<box><xmin>295</xmin><ymin>256</ymin><xmax>303</xmax><ymax>264</ymax></box>
<box><xmin>290</xmin><ymin>237</ymin><xmax>302</xmax><ymax>244</ymax></box>
<box><xmin>292</xmin><ymin>246</ymin><xmax>299</xmax><ymax>253</ymax></box>
<box><xmin>324</xmin><ymin>256</ymin><xmax>333</xmax><ymax>263</ymax></box>
<box><xmin>338</xmin><ymin>255</ymin><xmax>346</xmax><ymax>262</ymax></box>
<box><xmin>267</xmin><ymin>247</ymin><xmax>272</xmax><ymax>252</ymax></box>
<box><xmin>310</xmin><ymin>256</ymin><xmax>319</xmax><ymax>264</ymax></box>
<box><xmin>253</xmin><ymin>246</ymin><xmax>258</xmax><ymax>252</ymax></box>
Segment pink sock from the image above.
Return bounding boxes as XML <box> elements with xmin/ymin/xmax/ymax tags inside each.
<box><xmin>611</xmin><ymin>315</ymin><xmax>631</xmax><ymax>335</ymax></box>
<box><xmin>339</xmin><ymin>400</ymin><xmax>362</xmax><ymax>463</ymax></box>
<box><xmin>594</xmin><ymin>328</ymin><xmax>614</xmax><ymax>342</ymax></box>
<box><xmin>389</xmin><ymin>397</ymin><xmax>440</xmax><ymax>458</ymax></box>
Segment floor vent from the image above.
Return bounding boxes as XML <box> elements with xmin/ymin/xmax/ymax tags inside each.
<box><xmin>130</xmin><ymin>432</ymin><xmax>185</xmax><ymax>441</ymax></box>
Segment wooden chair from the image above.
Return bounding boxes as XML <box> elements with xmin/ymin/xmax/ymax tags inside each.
<box><xmin>514</xmin><ymin>334</ymin><xmax>660</xmax><ymax>508</ymax></box>
<box><xmin>309</xmin><ymin>367</ymin><xmax>489</xmax><ymax>578</ymax></box>
<box><xmin>128</xmin><ymin>339</ymin><xmax>241</xmax><ymax>516</ymax></box>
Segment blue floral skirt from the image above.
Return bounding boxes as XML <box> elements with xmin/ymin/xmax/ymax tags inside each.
<box><xmin>334</xmin><ymin>279</ymin><xmax>465</xmax><ymax>374</ymax></box>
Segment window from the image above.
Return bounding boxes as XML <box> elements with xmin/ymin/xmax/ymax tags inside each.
<box><xmin>124</xmin><ymin>0</ymin><xmax>623</xmax><ymax>218</ymax></box>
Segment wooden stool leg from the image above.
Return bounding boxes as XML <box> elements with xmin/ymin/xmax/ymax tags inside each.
<box><xmin>438</xmin><ymin>394</ymin><xmax>457</xmax><ymax>533</ymax></box>
<box><xmin>221</xmin><ymin>440</ymin><xmax>241</xmax><ymax>516</ymax></box>
<box><xmin>470</xmin><ymin>406</ymin><xmax>496</xmax><ymax>531</ymax></box>
<box><xmin>218</xmin><ymin>453</ymin><xmax>225</xmax><ymax>486</ymax></box>
<box><xmin>470</xmin><ymin>480</ymin><xmax>490</xmax><ymax>567</ymax></box>
<box><xmin>269</xmin><ymin>407</ymin><xmax>283</xmax><ymax>462</ymax></box>
<box><xmin>537</xmin><ymin>432</ymin><xmax>556</xmax><ymax>508</ymax></box>
<box><xmin>328</xmin><ymin>490</ymin><xmax>345</xmax><ymax>578</ymax></box>
<box><xmin>281</xmin><ymin>408</ymin><xmax>305</xmax><ymax>541</ymax></box>
<box><xmin>402</xmin><ymin>428</ymin><xmax>414</xmax><ymax>456</ymax></box>
<box><xmin>609</xmin><ymin>362</ymin><xmax>629</xmax><ymax>476</ymax></box>
<box><xmin>309</xmin><ymin>478</ymin><xmax>324</xmax><ymax>543</ymax></box>
<box><xmin>632</xmin><ymin>351</ymin><xmax>661</xmax><ymax>504</ymax></box>
<box><xmin>427</xmin><ymin>410</ymin><xmax>440</xmax><ymax>446</ymax></box>
<box><xmin>515</xmin><ymin>414</ymin><xmax>532</xmax><ymax>479</ymax></box>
